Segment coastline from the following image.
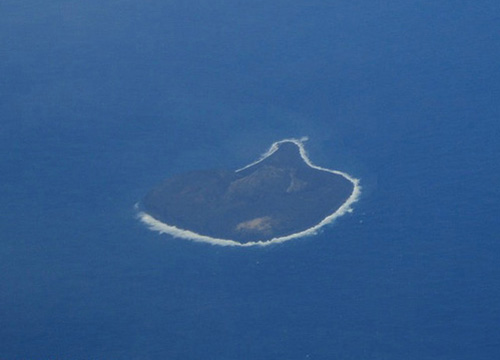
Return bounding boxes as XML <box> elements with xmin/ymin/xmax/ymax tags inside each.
<box><xmin>137</xmin><ymin>137</ymin><xmax>362</xmax><ymax>247</ymax></box>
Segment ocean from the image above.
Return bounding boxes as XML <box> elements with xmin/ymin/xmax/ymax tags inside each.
<box><xmin>1</xmin><ymin>1</ymin><xmax>499</xmax><ymax>359</ymax></box>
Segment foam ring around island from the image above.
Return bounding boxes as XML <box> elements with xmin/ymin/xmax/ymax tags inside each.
<box><xmin>137</xmin><ymin>137</ymin><xmax>361</xmax><ymax>247</ymax></box>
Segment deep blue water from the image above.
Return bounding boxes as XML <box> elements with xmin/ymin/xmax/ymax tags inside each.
<box><xmin>1</xmin><ymin>1</ymin><xmax>499</xmax><ymax>359</ymax></box>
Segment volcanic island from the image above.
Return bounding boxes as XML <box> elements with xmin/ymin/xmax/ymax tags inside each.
<box><xmin>137</xmin><ymin>138</ymin><xmax>361</xmax><ymax>247</ymax></box>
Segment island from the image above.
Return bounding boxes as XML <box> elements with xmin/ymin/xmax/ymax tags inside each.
<box><xmin>137</xmin><ymin>138</ymin><xmax>361</xmax><ymax>247</ymax></box>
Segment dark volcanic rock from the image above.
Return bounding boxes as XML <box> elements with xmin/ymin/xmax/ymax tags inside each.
<box><xmin>141</xmin><ymin>141</ymin><xmax>355</xmax><ymax>242</ymax></box>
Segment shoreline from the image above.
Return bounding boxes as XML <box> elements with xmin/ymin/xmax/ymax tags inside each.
<box><xmin>137</xmin><ymin>137</ymin><xmax>362</xmax><ymax>247</ymax></box>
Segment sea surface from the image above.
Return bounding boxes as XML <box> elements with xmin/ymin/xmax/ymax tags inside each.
<box><xmin>1</xmin><ymin>1</ymin><xmax>499</xmax><ymax>359</ymax></box>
